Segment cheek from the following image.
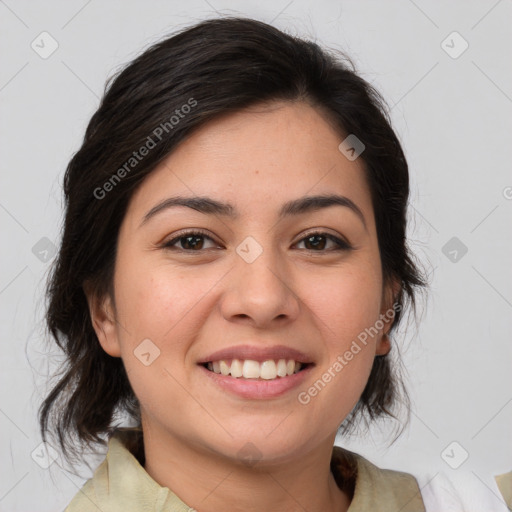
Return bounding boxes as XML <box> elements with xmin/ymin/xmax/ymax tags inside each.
<box><xmin>113</xmin><ymin>258</ymin><xmax>206</xmax><ymax>341</ymax></box>
<box><xmin>307</xmin><ymin>265</ymin><xmax>383</xmax><ymax>347</ymax></box>
<box><xmin>301</xmin><ymin>263</ymin><xmax>382</xmax><ymax>410</ymax></box>
<box><xmin>111</xmin><ymin>262</ymin><xmax>202</xmax><ymax>417</ymax></box>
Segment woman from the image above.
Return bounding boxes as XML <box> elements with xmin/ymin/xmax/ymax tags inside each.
<box><xmin>39</xmin><ymin>16</ymin><xmax>428</xmax><ymax>511</ymax></box>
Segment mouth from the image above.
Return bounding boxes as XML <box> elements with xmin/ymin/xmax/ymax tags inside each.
<box><xmin>200</xmin><ymin>359</ymin><xmax>313</xmax><ymax>380</ymax></box>
<box><xmin>197</xmin><ymin>345</ymin><xmax>315</xmax><ymax>398</ymax></box>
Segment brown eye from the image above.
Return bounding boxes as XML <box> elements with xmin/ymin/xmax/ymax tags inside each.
<box><xmin>162</xmin><ymin>230</ymin><xmax>351</xmax><ymax>253</ymax></box>
<box><xmin>296</xmin><ymin>232</ymin><xmax>351</xmax><ymax>252</ymax></box>
<box><xmin>163</xmin><ymin>230</ymin><xmax>218</xmax><ymax>251</ymax></box>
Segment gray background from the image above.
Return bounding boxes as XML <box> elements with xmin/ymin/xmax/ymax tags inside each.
<box><xmin>1</xmin><ymin>0</ymin><xmax>511</xmax><ymax>510</ymax></box>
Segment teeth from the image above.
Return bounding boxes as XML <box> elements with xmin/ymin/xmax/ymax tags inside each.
<box><xmin>242</xmin><ymin>359</ymin><xmax>260</xmax><ymax>379</ymax></box>
<box><xmin>220</xmin><ymin>360</ymin><xmax>230</xmax><ymax>376</ymax></box>
<box><xmin>206</xmin><ymin>358</ymin><xmax>304</xmax><ymax>379</ymax></box>
<box><xmin>276</xmin><ymin>359</ymin><xmax>288</xmax><ymax>377</ymax></box>
<box><xmin>260</xmin><ymin>360</ymin><xmax>276</xmax><ymax>380</ymax></box>
<box><xmin>230</xmin><ymin>359</ymin><xmax>243</xmax><ymax>378</ymax></box>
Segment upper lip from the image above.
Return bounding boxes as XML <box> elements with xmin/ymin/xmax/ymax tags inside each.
<box><xmin>197</xmin><ymin>344</ymin><xmax>314</xmax><ymax>364</ymax></box>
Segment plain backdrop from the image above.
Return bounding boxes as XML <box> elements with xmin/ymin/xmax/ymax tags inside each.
<box><xmin>1</xmin><ymin>1</ymin><xmax>511</xmax><ymax>510</ymax></box>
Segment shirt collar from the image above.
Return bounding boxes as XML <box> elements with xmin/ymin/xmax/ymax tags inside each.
<box><xmin>92</xmin><ymin>427</ymin><xmax>424</xmax><ymax>511</ymax></box>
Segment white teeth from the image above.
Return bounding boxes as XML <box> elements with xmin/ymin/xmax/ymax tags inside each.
<box><xmin>242</xmin><ymin>360</ymin><xmax>260</xmax><ymax>379</ymax></box>
<box><xmin>230</xmin><ymin>359</ymin><xmax>243</xmax><ymax>378</ymax></box>
<box><xmin>276</xmin><ymin>359</ymin><xmax>288</xmax><ymax>377</ymax></box>
<box><xmin>260</xmin><ymin>360</ymin><xmax>277</xmax><ymax>380</ymax></box>
<box><xmin>206</xmin><ymin>358</ymin><xmax>304</xmax><ymax>379</ymax></box>
<box><xmin>220</xmin><ymin>360</ymin><xmax>230</xmax><ymax>376</ymax></box>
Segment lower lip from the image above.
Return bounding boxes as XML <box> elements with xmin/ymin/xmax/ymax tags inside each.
<box><xmin>198</xmin><ymin>364</ymin><xmax>313</xmax><ymax>399</ymax></box>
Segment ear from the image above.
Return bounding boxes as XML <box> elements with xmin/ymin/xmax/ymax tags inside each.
<box><xmin>375</xmin><ymin>277</ymin><xmax>401</xmax><ymax>356</ymax></box>
<box><xmin>83</xmin><ymin>280</ymin><xmax>122</xmax><ymax>358</ymax></box>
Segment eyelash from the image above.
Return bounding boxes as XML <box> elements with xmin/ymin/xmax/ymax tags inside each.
<box><xmin>161</xmin><ymin>229</ymin><xmax>352</xmax><ymax>253</ymax></box>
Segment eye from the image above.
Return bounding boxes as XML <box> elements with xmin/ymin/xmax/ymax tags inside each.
<box><xmin>294</xmin><ymin>232</ymin><xmax>352</xmax><ymax>252</ymax></box>
<box><xmin>161</xmin><ymin>230</ymin><xmax>352</xmax><ymax>253</ymax></box>
<box><xmin>162</xmin><ymin>230</ymin><xmax>219</xmax><ymax>251</ymax></box>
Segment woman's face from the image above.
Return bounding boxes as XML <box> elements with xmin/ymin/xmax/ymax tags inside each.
<box><xmin>91</xmin><ymin>100</ymin><xmax>395</xmax><ymax>464</ymax></box>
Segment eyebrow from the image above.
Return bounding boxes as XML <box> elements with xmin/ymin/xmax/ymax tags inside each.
<box><xmin>140</xmin><ymin>194</ymin><xmax>367</xmax><ymax>230</ymax></box>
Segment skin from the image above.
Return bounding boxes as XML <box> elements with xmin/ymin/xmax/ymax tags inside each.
<box><xmin>87</xmin><ymin>100</ymin><xmax>398</xmax><ymax>512</ymax></box>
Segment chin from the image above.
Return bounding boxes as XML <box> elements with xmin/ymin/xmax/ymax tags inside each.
<box><xmin>205</xmin><ymin>427</ymin><xmax>314</xmax><ymax>467</ymax></box>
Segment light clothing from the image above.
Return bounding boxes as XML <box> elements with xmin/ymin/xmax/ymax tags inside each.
<box><xmin>496</xmin><ymin>471</ymin><xmax>512</xmax><ymax>509</ymax></box>
<box><xmin>65</xmin><ymin>428</ymin><xmax>425</xmax><ymax>512</ymax></box>
<box><xmin>65</xmin><ymin>427</ymin><xmax>426</xmax><ymax>511</ymax></box>
<box><xmin>419</xmin><ymin>469</ymin><xmax>512</xmax><ymax>512</ymax></box>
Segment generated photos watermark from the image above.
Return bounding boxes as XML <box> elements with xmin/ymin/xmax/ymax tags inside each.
<box><xmin>93</xmin><ymin>97</ymin><xmax>197</xmax><ymax>200</ymax></box>
<box><xmin>297</xmin><ymin>303</ymin><xmax>401</xmax><ymax>405</ymax></box>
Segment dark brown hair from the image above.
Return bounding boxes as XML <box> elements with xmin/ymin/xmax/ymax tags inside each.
<box><xmin>39</xmin><ymin>16</ymin><xmax>427</xmax><ymax>465</ymax></box>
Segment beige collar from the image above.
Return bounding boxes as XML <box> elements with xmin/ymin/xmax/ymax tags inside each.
<box><xmin>67</xmin><ymin>427</ymin><xmax>425</xmax><ymax>512</ymax></box>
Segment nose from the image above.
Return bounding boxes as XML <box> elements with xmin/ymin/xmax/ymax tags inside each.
<box><xmin>219</xmin><ymin>244</ymin><xmax>300</xmax><ymax>329</ymax></box>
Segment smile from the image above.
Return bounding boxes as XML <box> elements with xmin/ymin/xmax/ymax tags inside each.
<box><xmin>202</xmin><ymin>359</ymin><xmax>307</xmax><ymax>380</ymax></box>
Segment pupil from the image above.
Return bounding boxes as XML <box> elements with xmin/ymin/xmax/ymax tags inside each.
<box><xmin>183</xmin><ymin>235</ymin><xmax>203</xmax><ymax>250</ymax></box>
<box><xmin>306</xmin><ymin>235</ymin><xmax>325</xmax><ymax>250</ymax></box>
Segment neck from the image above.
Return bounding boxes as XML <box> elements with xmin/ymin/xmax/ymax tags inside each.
<box><xmin>141</xmin><ymin>423</ymin><xmax>351</xmax><ymax>512</ymax></box>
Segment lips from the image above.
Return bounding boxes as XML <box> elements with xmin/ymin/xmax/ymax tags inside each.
<box><xmin>197</xmin><ymin>344</ymin><xmax>315</xmax><ymax>398</ymax></box>
<box><xmin>199</xmin><ymin>362</ymin><xmax>313</xmax><ymax>399</ymax></box>
<box><xmin>197</xmin><ymin>344</ymin><xmax>314</xmax><ymax>365</ymax></box>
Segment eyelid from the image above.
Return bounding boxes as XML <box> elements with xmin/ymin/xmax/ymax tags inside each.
<box><xmin>161</xmin><ymin>228</ymin><xmax>352</xmax><ymax>252</ymax></box>
<box><xmin>162</xmin><ymin>228</ymin><xmax>220</xmax><ymax>248</ymax></box>
<box><xmin>294</xmin><ymin>228</ymin><xmax>352</xmax><ymax>248</ymax></box>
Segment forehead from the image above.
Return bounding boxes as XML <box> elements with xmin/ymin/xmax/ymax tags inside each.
<box><xmin>125</xmin><ymin>101</ymin><xmax>373</xmax><ymax>225</ymax></box>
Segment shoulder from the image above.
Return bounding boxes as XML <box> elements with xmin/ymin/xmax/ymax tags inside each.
<box><xmin>64</xmin><ymin>428</ymin><xmax>179</xmax><ymax>512</ymax></box>
<box><xmin>64</xmin><ymin>429</ymin><xmax>145</xmax><ymax>512</ymax></box>
<box><xmin>331</xmin><ymin>445</ymin><xmax>426</xmax><ymax>512</ymax></box>
<box><xmin>64</xmin><ymin>472</ymin><xmax>102</xmax><ymax>512</ymax></box>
